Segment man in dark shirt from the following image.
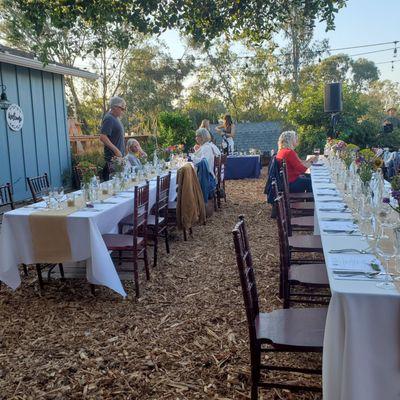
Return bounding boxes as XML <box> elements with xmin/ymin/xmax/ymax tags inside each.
<box><xmin>383</xmin><ymin>107</ymin><xmax>400</xmax><ymax>133</ymax></box>
<box><xmin>99</xmin><ymin>96</ymin><xmax>126</xmax><ymax>179</ymax></box>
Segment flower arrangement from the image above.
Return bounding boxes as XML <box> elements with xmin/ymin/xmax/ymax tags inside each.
<box><xmin>76</xmin><ymin>161</ymin><xmax>97</xmax><ymax>186</ymax></box>
<box><xmin>384</xmin><ymin>174</ymin><xmax>400</xmax><ymax>213</ymax></box>
<box><xmin>355</xmin><ymin>148</ymin><xmax>383</xmax><ymax>184</ymax></box>
<box><xmin>330</xmin><ymin>139</ymin><xmax>347</xmax><ymax>154</ymax></box>
<box><xmin>341</xmin><ymin>143</ymin><xmax>359</xmax><ymax>168</ymax></box>
<box><xmin>111</xmin><ymin>156</ymin><xmax>127</xmax><ymax>175</ymax></box>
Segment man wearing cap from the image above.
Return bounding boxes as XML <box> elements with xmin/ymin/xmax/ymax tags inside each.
<box><xmin>383</xmin><ymin>107</ymin><xmax>400</xmax><ymax>133</ymax></box>
<box><xmin>99</xmin><ymin>96</ymin><xmax>126</xmax><ymax>180</ymax></box>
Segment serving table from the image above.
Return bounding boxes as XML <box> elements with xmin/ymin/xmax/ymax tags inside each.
<box><xmin>225</xmin><ymin>155</ymin><xmax>261</xmax><ymax>180</ymax></box>
<box><xmin>0</xmin><ymin>172</ymin><xmax>177</xmax><ymax>297</ymax></box>
<box><xmin>310</xmin><ymin>163</ymin><xmax>400</xmax><ymax>400</ymax></box>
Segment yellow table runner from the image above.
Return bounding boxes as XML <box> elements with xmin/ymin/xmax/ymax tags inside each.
<box><xmin>29</xmin><ymin>204</ymin><xmax>82</xmax><ymax>263</ymax></box>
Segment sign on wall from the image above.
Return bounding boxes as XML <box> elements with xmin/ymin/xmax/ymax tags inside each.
<box><xmin>6</xmin><ymin>104</ymin><xmax>24</xmax><ymax>131</ymax></box>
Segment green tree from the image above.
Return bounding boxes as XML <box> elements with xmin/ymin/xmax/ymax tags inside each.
<box><xmin>158</xmin><ymin>111</ymin><xmax>195</xmax><ymax>151</ymax></box>
<box><xmin>288</xmin><ymin>83</ymin><xmax>383</xmax><ymax>156</ymax></box>
<box><xmin>351</xmin><ymin>58</ymin><xmax>379</xmax><ymax>91</ymax></box>
<box><xmin>7</xmin><ymin>1</ymin><xmax>346</xmax><ymax>54</ymax></box>
<box><xmin>182</xmin><ymin>87</ymin><xmax>226</xmax><ymax>127</ymax></box>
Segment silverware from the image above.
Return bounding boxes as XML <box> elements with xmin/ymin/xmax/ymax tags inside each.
<box><xmin>100</xmin><ymin>201</ymin><xmax>118</xmax><ymax>204</ymax></box>
<box><xmin>323</xmin><ymin>229</ymin><xmax>358</xmax><ymax>234</ymax></box>
<box><xmin>329</xmin><ymin>248</ymin><xmax>371</xmax><ymax>254</ymax></box>
<box><xmin>76</xmin><ymin>208</ymin><xmax>101</xmax><ymax>212</ymax></box>
<box><xmin>319</xmin><ymin>208</ymin><xmax>349</xmax><ymax>212</ymax></box>
<box><xmin>321</xmin><ymin>217</ymin><xmax>353</xmax><ymax>221</ymax></box>
<box><xmin>332</xmin><ymin>270</ymin><xmax>381</xmax><ymax>278</ymax></box>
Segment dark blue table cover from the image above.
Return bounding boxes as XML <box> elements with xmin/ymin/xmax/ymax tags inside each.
<box><xmin>225</xmin><ymin>155</ymin><xmax>261</xmax><ymax>180</ymax></box>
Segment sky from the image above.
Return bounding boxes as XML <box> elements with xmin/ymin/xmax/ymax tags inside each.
<box><xmin>159</xmin><ymin>0</ymin><xmax>400</xmax><ymax>83</ymax></box>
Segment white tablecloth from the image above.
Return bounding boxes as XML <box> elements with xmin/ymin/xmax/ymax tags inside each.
<box><xmin>311</xmin><ymin>164</ymin><xmax>400</xmax><ymax>400</ymax></box>
<box><xmin>0</xmin><ymin>173</ymin><xmax>177</xmax><ymax>297</ymax></box>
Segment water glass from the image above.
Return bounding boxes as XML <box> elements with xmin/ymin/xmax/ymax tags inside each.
<box><xmin>376</xmin><ymin>226</ymin><xmax>396</xmax><ymax>290</ymax></box>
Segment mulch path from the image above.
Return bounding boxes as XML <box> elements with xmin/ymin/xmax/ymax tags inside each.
<box><xmin>0</xmin><ymin>169</ymin><xmax>322</xmax><ymax>400</ymax></box>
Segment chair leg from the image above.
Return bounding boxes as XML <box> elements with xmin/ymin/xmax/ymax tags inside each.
<box><xmin>58</xmin><ymin>263</ymin><xmax>65</xmax><ymax>280</ymax></box>
<box><xmin>251</xmin><ymin>350</ymin><xmax>261</xmax><ymax>400</ymax></box>
<box><xmin>35</xmin><ymin>264</ymin><xmax>44</xmax><ymax>291</ymax></box>
<box><xmin>183</xmin><ymin>229</ymin><xmax>187</xmax><ymax>241</ymax></box>
<box><xmin>22</xmin><ymin>264</ymin><xmax>28</xmax><ymax>276</ymax></box>
<box><xmin>90</xmin><ymin>284</ymin><xmax>96</xmax><ymax>295</ymax></box>
<box><xmin>144</xmin><ymin>249</ymin><xmax>150</xmax><ymax>280</ymax></box>
<box><xmin>165</xmin><ymin>229</ymin><xmax>170</xmax><ymax>254</ymax></box>
<box><xmin>133</xmin><ymin>260</ymin><xmax>140</xmax><ymax>298</ymax></box>
<box><xmin>153</xmin><ymin>235</ymin><xmax>158</xmax><ymax>268</ymax></box>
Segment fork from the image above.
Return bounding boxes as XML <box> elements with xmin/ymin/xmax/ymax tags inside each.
<box><xmin>329</xmin><ymin>248</ymin><xmax>371</xmax><ymax>254</ymax></box>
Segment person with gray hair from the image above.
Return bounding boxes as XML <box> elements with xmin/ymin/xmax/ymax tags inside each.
<box><xmin>99</xmin><ymin>96</ymin><xmax>127</xmax><ymax>179</ymax></box>
<box><xmin>276</xmin><ymin>130</ymin><xmax>317</xmax><ymax>193</ymax></box>
<box><xmin>126</xmin><ymin>138</ymin><xmax>147</xmax><ymax>169</ymax></box>
<box><xmin>191</xmin><ymin>127</ymin><xmax>217</xmax><ymax>177</ymax></box>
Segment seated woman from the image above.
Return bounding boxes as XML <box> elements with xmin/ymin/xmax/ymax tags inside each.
<box><xmin>276</xmin><ymin>130</ymin><xmax>317</xmax><ymax>193</ymax></box>
<box><xmin>191</xmin><ymin>128</ymin><xmax>216</xmax><ymax>178</ymax></box>
<box><xmin>125</xmin><ymin>138</ymin><xmax>147</xmax><ymax>169</ymax></box>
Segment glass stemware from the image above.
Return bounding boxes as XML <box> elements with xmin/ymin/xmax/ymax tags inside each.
<box><xmin>375</xmin><ymin>225</ymin><xmax>396</xmax><ymax>290</ymax></box>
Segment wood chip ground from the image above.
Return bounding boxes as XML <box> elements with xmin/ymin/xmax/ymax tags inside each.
<box><xmin>0</xmin><ymin>169</ymin><xmax>322</xmax><ymax>400</ymax></box>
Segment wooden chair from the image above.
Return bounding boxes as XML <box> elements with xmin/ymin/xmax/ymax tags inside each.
<box><xmin>119</xmin><ymin>173</ymin><xmax>171</xmax><ymax>267</ymax></box>
<box><xmin>274</xmin><ymin>190</ymin><xmax>323</xmax><ymax>259</ymax></box>
<box><xmin>27</xmin><ymin>173</ymin><xmax>50</xmax><ymax>203</ymax></box>
<box><xmin>280</xmin><ymin>168</ymin><xmax>314</xmax><ymax>217</ymax></box>
<box><xmin>0</xmin><ymin>183</ymin><xmax>15</xmax><ymax>218</ymax></box>
<box><xmin>281</xmin><ymin>160</ymin><xmax>314</xmax><ymax>202</ymax></box>
<box><xmin>232</xmin><ymin>215</ymin><xmax>327</xmax><ymax>399</ymax></box>
<box><xmin>213</xmin><ymin>155</ymin><xmax>226</xmax><ymax>210</ymax></box>
<box><xmin>272</xmin><ymin>178</ymin><xmax>314</xmax><ymax>235</ymax></box>
<box><xmin>220</xmin><ymin>154</ymin><xmax>227</xmax><ymax>203</ymax></box>
<box><xmin>103</xmin><ymin>183</ymin><xmax>150</xmax><ymax>297</ymax></box>
<box><xmin>275</xmin><ymin>194</ymin><xmax>330</xmax><ymax>307</ymax></box>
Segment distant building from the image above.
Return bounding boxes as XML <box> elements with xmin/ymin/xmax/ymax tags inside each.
<box><xmin>0</xmin><ymin>45</ymin><xmax>97</xmax><ymax>201</ymax></box>
<box><xmin>211</xmin><ymin>121</ymin><xmax>282</xmax><ymax>153</ymax></box>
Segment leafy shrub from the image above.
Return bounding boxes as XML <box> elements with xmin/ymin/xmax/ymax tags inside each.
<box><xmin>158</xmin><ymin>111</ymin><xmax>195</xmax><ymax>152</ymax></box>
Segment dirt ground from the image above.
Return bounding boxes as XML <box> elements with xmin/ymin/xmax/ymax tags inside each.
<box><xmin>0</xmin><ymin>169</ymin><xmax>322</xmax><ymax>400</ymax></box>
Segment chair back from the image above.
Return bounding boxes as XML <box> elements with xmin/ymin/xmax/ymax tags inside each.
<box><xmin>154</xmin><ymin>172</ymin><xmax>171</xmax><ymax>226</ymax></box>
<box><xmin>73</xmin><ymin>166</ymin><xmax>83</xmax><ymax>188</ymax></box>
<box><xmin>279</xmin><ymin>168</ymin><xmax>294</xmax><ymax>235</ymax></box>
<box><xmin>27</xmin><ymin>173</ymin><xmax>50</xmax><ymax>203</ymax></box>
<box><xmin>232</xmin><ymin>215</ymin><xmax>259</xmax><ymax>348</ymax></box>
<box><xmin>274</xmin><ymin>195</ymin><xmax>291</xmax><ymax>296</ymax></box>
<box><xmin>214</xmin><ymin>155</ymin><xmax>221</xmax><ymax>186</ymax></box>
<box><xmin>220</xmin><ymin>154</ymin><xmax>227</xmax><ymax>184</ymax></box>
<box><xmin>0</xmin><ymin>183</ymin><xmax>15</xmax><ymax>219</ymax></box>
<box><xmin>132</xmin><ymin>182</ymin><xmax>149</xmax><ymax>249</ymax></box>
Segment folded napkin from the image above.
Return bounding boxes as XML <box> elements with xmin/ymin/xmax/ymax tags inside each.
<box><xmin>318</xmin><ymin>202</ymin><xmax>347</xmax><ymax>210</ymax></box>
<box><xmin>328</xmin><ymin>254</ymin><xmax>382</xmax><ymax>272</ymax></box>
<box><xmin>320</xmin><ymin>220</ymin><xmax>358</xmax><ymax>232</ymax></box>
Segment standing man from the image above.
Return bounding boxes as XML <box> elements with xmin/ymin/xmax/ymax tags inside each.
<box><xmin>383</xmin><ymin>107</ymin><xmax>400</xmax><ymax>133</ymax></box>
<box><xmin>99</xmin><ymin>96</ymin><xmax>127</xmax><ymax>180</ymax></box>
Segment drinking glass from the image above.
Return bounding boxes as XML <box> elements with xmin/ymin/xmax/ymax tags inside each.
<box><xmin>376</xmin><ymin>226</ymin><xmax>396</xmax><ymax>289</ymax></box>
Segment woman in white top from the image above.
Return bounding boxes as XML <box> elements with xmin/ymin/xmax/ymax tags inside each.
<box><xmin>191</xmin><ymin>128</ymin><xmax>216</xmax><ymax>178</ymax></box>
<box><xmin>216</xmin><ymin>114</ymin><xmax>235</xmax><ymax>155</ymax></box>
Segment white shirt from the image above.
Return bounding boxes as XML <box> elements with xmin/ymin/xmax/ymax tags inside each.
<box><xmin>192</xmin><ymin>142</ymin><xmax>216</xmax><ymax>178</ymax></box>
<box><xmin>210</xmin><ymin>142</ymin><xmax>221</xmax><ymax>156</ymax></box>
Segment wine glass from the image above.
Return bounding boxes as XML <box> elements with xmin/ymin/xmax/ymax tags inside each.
<box><xmin>375</xmin><ymin>226</ymin><xmax>396</xmax><ymax>289</ymax></box>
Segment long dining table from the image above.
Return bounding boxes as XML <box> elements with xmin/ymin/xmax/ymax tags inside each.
<box><xmin>310</xmin><ymin>162</ymin><xmax>400</xmax><ymax>400</ymax></box>
<box><xmin>0</xmin><ymin>172</ymin><xmax>177</xmax><ymax>297</ymax></box>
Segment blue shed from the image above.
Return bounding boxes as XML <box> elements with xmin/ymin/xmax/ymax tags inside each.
<box><xmin>0</xmin><ymin>45</ymin><xmax>97</xmax><ymax>201</ymax></box>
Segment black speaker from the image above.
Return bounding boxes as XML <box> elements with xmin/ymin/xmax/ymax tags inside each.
<box><xmin>324</xmin><ymin>82</ymin><xmax>343</xmax><ymax>113</ymax></box>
